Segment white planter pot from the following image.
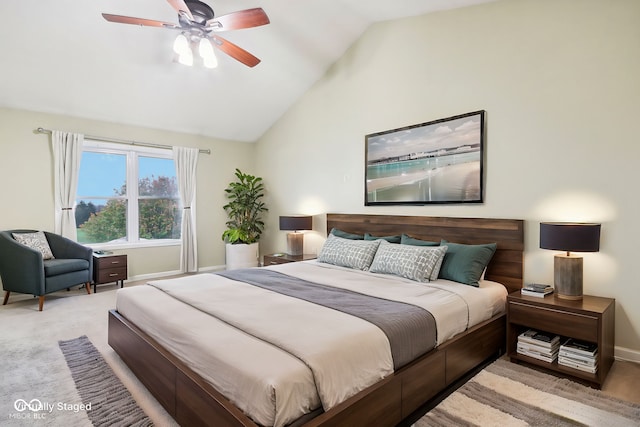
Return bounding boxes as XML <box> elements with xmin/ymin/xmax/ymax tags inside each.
<box><xmin>225</xmin><ymin>242</ymin><xmax>259</xmax><ymax>270</ymax></box>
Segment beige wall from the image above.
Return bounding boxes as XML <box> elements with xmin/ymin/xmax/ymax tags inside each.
<box><xmin>255</xmin><ymin>0</ymin><xmax>640</xmax><ymax>356</ymax></box>
<box><xmin>0</xmin><ymin>107</ymin><xmax>254</xmax><ymax>278</ymax></box>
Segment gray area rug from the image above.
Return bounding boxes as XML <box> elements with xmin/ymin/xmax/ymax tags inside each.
<box><xmin>58</xmin><ymin>335</ymin><xmax>152</xmax><ymax>427</ymax></box>
<box><xmin>418</xmin><ymin>358</ymin><xmax>640</xmax><ymax>426</ymax></box>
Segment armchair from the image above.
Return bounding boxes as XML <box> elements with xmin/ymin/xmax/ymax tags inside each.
<box><xmin>0</xmin><ymin>230</ymin><xmax>93</xmax><ymax>311</ymax></box>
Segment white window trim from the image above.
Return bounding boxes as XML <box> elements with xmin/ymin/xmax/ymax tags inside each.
<box><xmin>79</xmin><ymin>140</ymin><xmax>181</xmax><ymax>249</ymax></box>
<box><xmin>88</xmin><ymin>239</ymin><xmax>180</xmax><ymax>251</ymax></box>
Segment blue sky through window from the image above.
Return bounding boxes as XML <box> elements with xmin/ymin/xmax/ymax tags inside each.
<box><xmin>77</xmin><ymin>152</ymin><xmax>176</xmax><ymax>197</ymax></box>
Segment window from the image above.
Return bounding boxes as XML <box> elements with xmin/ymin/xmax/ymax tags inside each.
<box><xmin>75</xmin><ymin>141</ymin><xmax>181</xmax><ymax>246</ymax></box>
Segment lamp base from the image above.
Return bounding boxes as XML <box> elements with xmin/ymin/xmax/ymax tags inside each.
<box><xmin>554</xmin><ymin>254</ymin><xmax>583</xmax><ymax>300</ymax></box>
<box><xmin>286</xmin><ymin>232</ymin><xmax>304</xmax><ymax>256</ymax></box>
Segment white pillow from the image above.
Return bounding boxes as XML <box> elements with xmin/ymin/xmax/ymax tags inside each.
<box><xmin>317</xmin><ymin>234</ymin><xmax>380</xmax><ymax>270</ymax></box>
<box><xmin>12</xmin><ymin>231</ymin><xmax>55</xmax><ymax>260</ymax></box>
<box><xmin>370</xmin><ymin>240</ymin><xmax>448</xmax><ymax>282</ymax></box>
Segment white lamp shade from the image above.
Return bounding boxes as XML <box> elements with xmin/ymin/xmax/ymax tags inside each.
<box><xmin>173</xmin><ymin>33</ymin><xmax>189</xmax><ymax>55</ymax></box>
<box><xmin>178</xmin><ymin>48</ymin><xmax>193</xmax><ymax>66</ymax></box>
<box><xmin>199</xmin><ymin>38</ymin><xmax>218</xmax><ymax>68</ymax></box>
<box><xmin>203</xmin><ymin>54</ymin><xmax>218</xmax><ymax>68</ymax></box>
<box><xmin>198</xmin><ymin>38</ymin><xmax>213</xmax><ymax>58</ymax></box>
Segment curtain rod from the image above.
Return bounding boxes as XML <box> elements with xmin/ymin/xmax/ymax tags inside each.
<box><xmin>36</xmin><ymin>127</ymin><xmax>211</xmax><ymax>154</ymax></box>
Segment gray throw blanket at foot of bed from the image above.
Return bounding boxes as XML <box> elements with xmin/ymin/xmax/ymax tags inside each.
<box><xmin>218</xmin><ymin>269</ymin><xmax>437</xmax><ymax>369</ymax></box>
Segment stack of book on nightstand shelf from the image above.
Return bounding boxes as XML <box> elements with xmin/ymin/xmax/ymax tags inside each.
<box><xmin>521</xmin><ymin>283</ymin><xmax>554</xmax><ymax>298</ymax></box>
<box><xmin>517</xmin><ymin>329</ymin><xmax>560</xmax><ymax>363</ymax></box>
<box><xmin>559</xmin><ymin>338</ymin><xmax>598</xmax><ymax>373</ymax></box>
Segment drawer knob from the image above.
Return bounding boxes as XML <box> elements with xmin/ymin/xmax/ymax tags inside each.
<box><xmin>109</xmin><ymin>273</ymin><xmax>119</xmax><ymax>277</ymax></box>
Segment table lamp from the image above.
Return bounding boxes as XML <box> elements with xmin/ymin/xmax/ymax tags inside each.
<box><xmin>539</xmin><ymin>222</ymin><xmax>601</xmax><ymax>300</ymax></box>
<box><xmin>279</xmin><ymin>216</ymin><xmax>312</xmax><ymax>256</ymax></box>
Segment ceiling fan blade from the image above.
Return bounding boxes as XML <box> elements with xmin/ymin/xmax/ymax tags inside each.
<box><xmin>210</xmin><ymin>35</ymin><xmax>261</xmax><ymax>67</ymax></box>
<box><xmin>166</xmin><ymin>0</ymin><xmax>194</xmax><ymax>21</ymax></box>
<box><xmin>207</xmin><ymin>8</ymin><xmax>270</xmax><ymax>31</ymax></box>
<box><xmin>102</xmin><ymin>13</ymin><xmax>180</xmax><ymax>29</ymax></box>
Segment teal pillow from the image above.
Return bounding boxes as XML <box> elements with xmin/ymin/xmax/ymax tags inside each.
<box><xmin>438</xmin><ymin>240</ymin><xmax>497</xmax><ymax>287</ymax></box>
<box><xmin>364</xmin><ymin>233</ymin><xmax>401</xmax><ymax>243</ymax></box>
<box><xmin>330</xmin><ymin>228</ymin><xmax>363</xmax><ymax>240</ymax></box>
<box><xmin>400</xmin><ymin>234</ymin><xmax>439</xmax><ymax>247</ymax></box>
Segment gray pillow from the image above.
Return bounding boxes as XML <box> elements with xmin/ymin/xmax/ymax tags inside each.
<box><xmin>369</xmin><ymin>240</ymin><xmax>448</xmax><ymax>282</ymax></box>
<box><xmin>318</xmin><ymin>234</ymin><xmax>380</xmax><ymax>270</ymax></box>
<box><xmin>12</xmin><ymin>231</ymin><xmax>55</xmax><ymax>260</ymax></box>
<box><xmin>438</xmin><ymin>240</ymin><xmax>497</xmax><ymax>286</ymax></box>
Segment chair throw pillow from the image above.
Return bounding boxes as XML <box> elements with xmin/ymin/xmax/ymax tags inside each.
<box><xmin>12</xmin><ymin>231</ymin><xmax>55</xmax><ymax>260</ymax></box>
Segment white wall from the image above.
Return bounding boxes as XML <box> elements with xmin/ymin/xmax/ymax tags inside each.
<box><xmin>255</xmin><ymin>0</ymin><xmax>640</xmax><ymax>355</ymax></box>
<box><xmin>0</xmin><ymin>107</ymin><xmax>254</xmax><ymax>278</ymax></box>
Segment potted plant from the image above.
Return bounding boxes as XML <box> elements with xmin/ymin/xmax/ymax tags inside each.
<box><xmin>222</xmin><ymin>169</ymin><xmax>267</xmax><ymax>269</ymax></box>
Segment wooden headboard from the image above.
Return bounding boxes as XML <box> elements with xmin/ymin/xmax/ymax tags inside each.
<box><xmin>326</xmin><ymin>213</ymin><xmax>524</xmax><ymax>294</ymax></box>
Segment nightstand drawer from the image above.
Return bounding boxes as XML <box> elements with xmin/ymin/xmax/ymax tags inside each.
<box><xmin>508</xmin><ymin>300</ymin><xmax>599</xmax><ymax>342</ymax></box>
<box><xmin>95</xmin><ymin>255</ymin><xmax>127</xmax><ymax>268</ymax></box>
<box><xmin>507</xmin><ymin>292</ymin><xmax>614</xmax><ymax>388</ymax></box>
<box><xmin>97</xmin><ymin>267</ymin><xmax>127</xmax><ymax>284</ymax></box>
<box><xmin>93</xmin><ymin>253</ymin><xmax>128</xmax><ymax>292</ymax></box>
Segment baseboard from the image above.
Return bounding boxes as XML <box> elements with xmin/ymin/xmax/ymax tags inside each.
<box><xmin>615</xmin><ymin>346</ymin><xmax>640</xmax><ymax>364</ymax></box>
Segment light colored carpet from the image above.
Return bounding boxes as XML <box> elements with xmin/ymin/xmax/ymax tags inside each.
<box><xmin>0</xmin><ymin>285</ymin><xmax>177</xmax><ymax>426</ymax></box>
<box><xmin>419</xmin><ymin>358</ymin><xmax>640</xmax><ymax>426</ymax></box>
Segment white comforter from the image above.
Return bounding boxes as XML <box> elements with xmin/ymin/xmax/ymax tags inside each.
<box><xmin>115</xmin><ymin>261</ymin><xmax>506</xmax><ymax>427</ymax></box>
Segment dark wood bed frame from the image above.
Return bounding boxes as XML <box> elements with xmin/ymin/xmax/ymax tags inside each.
<box><xmin>108</xmin><ymin>214</ymin><xmax>524</xmax><ymax>427</ymax></box>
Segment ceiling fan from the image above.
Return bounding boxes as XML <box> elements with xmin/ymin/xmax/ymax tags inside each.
<box><xmin>102</xmin><ymin>0</ymin><xmax>270</xmax><ymax>68</ymax></box>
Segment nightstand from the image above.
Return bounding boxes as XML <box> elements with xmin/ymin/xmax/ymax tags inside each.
<box><xmin>92</xmin><ymin>253</ymin><xmax>128</xmax><ymax>293</ymax></box>
<box><xmin>507</xmin><ymin>291</ymin><xmax>615</xmax><ymax>388</ymax></box>
<box><xmin>263</xmin><ymin>253</ymin><xmax>316</xmax><ymax>266</ymax></box>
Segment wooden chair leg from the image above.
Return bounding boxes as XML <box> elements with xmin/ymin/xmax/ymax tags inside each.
<box><xmin>2</xmin><ymin>291</ymin><xmax>9</xmax><ymax>305</ymax></box>
<box><xmin>38</xmin><ymin>296</ymin><xmax>45</xmax><ymax>311</ymax></box>
<box><xmin>85</xmin><ymin>282</ymin><xmax>91</xmax><ymax>294</ymax></box>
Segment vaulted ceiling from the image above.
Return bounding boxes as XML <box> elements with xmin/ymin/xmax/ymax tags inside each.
<box><xmin>0</xmin><ymin>0</ymin><xmax>494</xmax><ymax>142</ymax></box>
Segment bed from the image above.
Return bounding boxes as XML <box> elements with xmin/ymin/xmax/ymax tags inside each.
<box><xmin>108</xmin><ymin>214</ymin><xmax>524</xmax><ymax>426</ymax></box>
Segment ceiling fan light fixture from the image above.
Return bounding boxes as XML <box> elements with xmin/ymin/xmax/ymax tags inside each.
<box><xmin>178</xmin><ymin>48</ymin><xmax>194</xmax><ymax>66</ymax></box>
<box><xmin>199</xmin><ymin>38</ymin><xmax>214</xmax><ymax>58</ymax></box>
<box><xmin>203</xmin><ymin>54</ymin><xmax>218</xmax><ymax>69</ymax></box>
<box><xmin>173</xmin><ymin>33</ymin><xmax>190</xmax><ymax>55</ymax></box>
<box><xmin>198</xmin><ymin>38</ymin><xmax>218</xmax><ymax>68</ymax></box>
<box><xmin>102</xmin><ymin>3</ymin><xmax>269</xmax><ymax>68</ymax></box>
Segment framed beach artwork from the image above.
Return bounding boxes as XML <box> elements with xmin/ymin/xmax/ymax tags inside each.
<box><xmin>365</xmin><ymin>110</ymin><xmax>485</xmax><ymax>205</ymax></box>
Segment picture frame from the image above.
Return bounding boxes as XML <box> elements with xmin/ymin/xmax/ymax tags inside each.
<box><xmin>365</xmin><ymin>110</ymin><xmax>485</xmax><ymax>206</ymax></box>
